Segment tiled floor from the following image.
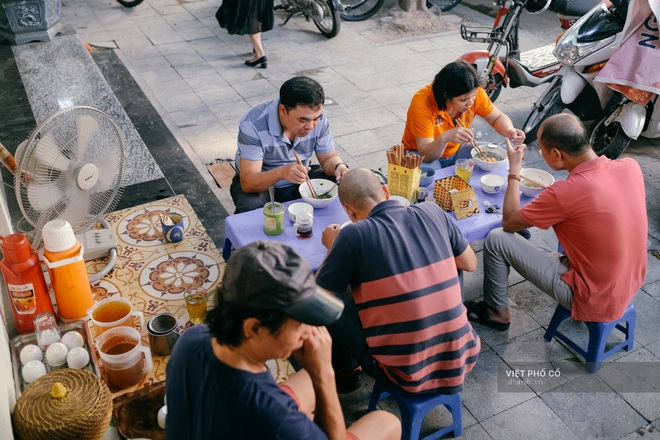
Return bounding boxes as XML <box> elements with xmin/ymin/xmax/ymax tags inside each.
<box><xmin>1</xmin><ymin>0</ymin><xmax>660</xmax><ymax>438</ymax></box>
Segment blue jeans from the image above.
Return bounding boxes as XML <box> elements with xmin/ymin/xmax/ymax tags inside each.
<box><xmin>437</xmin><ymin>143</ymin><xmax>473</xmax><ymax>168</ymax></box>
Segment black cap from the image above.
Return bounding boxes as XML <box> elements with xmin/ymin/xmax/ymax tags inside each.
<box><xmin>223</xmin><ymin>241</ymin><xmax>344</xmax><ymax>326</ymax></box>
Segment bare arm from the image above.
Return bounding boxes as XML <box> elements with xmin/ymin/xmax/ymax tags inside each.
<box><xmin>483</xmin><ymin>107</ymin><xmax>525</xmax><ymax>144</ymax></box>
<box><xmin>415</xmin><ymin>126</ymin><xmax>476</xmax><ymax>162</ymax></box>
<box><xmin>501</xmin><ymin>139</ymin><xmax>533</xmax><ymax>232</ymax></box>
<box><xmin>238</xmin><ymin>158</ymin><xmax>309</xmax><ymax>193</ymax></box>
<box><xmin>454</xmin><ymin>245</ymin><xmax>477</xmax><ymax>272</ymax></box>
<box><xmin>316</xmin><ymin>151</ymin><xmax>349</xmax><ymax>181</ymax></box>
<box><xmin>293</xmin><ymin>326</ymin><xmax>346</xmax><ymax>440</ymax></box>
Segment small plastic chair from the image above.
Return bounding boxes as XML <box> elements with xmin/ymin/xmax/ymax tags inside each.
<box><xmin>544</xmin><ymin>303</ymin><xmax>636</xmax><ymax>373</ymax></box>
<box><xmin>367</xmin><ymin>380</ymin><xmax>462</xmax><ymax>440</ymax></box>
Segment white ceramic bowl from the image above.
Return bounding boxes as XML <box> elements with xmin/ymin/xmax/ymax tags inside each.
<box><xmin>471</xmin><ymin>146</ymin><xmax>508</xmax><ymax>171</ymax></box>
<box><xmin>390</xmin><ymin>195</ymin><xmax>411</xmax><ymax>206</ymax></box>
<box><xmin>66</xmin><ymin>346</ymin><xmax>90</xmax><ymax>369</ymax></box>
<box><xmin>20</xmin><ymin>344</ymin><xmax>43</xmax><ymax>366</ymax></box>
<box><xmin>480</xmin><ymin>174</ymin><xmax>505</xmax><ymax>194</ymax></box>
<box><xmin>520</xmin><ymin>168</ymin><xmax>555</xmax><ymax>197</ymax></box>
<box><xmin>299</xmin><ymin>179</ymin><xmax>338</xmax><ymax>209</ymax></box>
<box><xmin>287</xmin><ymin>202</ymin><xmax>313</xmax><ymax>223</ymax></box>
<box><xmin>45</xmin><ymin>342</ymin><xmax>68</xmax><ymax>367</ymax></box>
<box><xmin>22</xmin><ymin>360</ymin><xmax>47</xmax><ymax>384</ymax></box>
<box><xmin>61</xmin><ymin>331</ymin><xmax>85</xmax><ymax>350</ymax></box>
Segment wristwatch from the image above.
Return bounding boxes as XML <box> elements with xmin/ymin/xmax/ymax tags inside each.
<box><xmin>335</xmin><ymin>162</ymin><xmax>349</xmax><ymax>171</ymax></box>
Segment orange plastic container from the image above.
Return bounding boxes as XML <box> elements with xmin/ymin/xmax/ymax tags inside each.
<box><xmin>41</xmin><ymin>220</ymin><xmax>95</xmax><ymax>321</ymax></box>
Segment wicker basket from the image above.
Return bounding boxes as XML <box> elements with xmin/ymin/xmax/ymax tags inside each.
<box><xmin>387</xmin><ymin>164</ymin><xmax>421</xmax><ymax>202</ymax></box>
<box><xmin>13</xmin><ymin>369</ymin><xmax>112</xmax><ymax>440</ymax></box>
<box><xmin>433</xmin><ymin>175</ymin><xmax>480</xmax><ymax>219</ymax></box>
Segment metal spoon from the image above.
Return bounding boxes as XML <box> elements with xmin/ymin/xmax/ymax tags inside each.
<box><xmin>269</xmin><ymin>186</ymin><xmax>279</xmax><ymax>212</ymax></box>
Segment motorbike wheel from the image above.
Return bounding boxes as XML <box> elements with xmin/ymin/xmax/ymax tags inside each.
<box><xmin>427</xmin><ymin>0</ymin><xmax>463</xmax><ymax>12</ymax></box>
<box><xmin>116</xmin><ymin>0</ymin><xmax>143</xmax><ymax>7</ymax></box>
<box><xmin>313</xmin><ymin>0</ymin><xmax>341</xmax><ymax>38</ymax></box>
<box><xmin>481</xmin><ymin>71</ymin><xmax>504</xmax><ymax>103</ymax></box>
<box><xmin>523</xmin><ymin>84</ymin><xmax>564</xmax><ymax>143</ymax></box>
<box><xmin>339</xmin><ymin>0</ymin><xmax>385</xmax><ymax>21</ymax></box>
<box><xmin>588</xmin><ymin>115</ymin><xmax>631</xmax><ymax>159</ymax></box>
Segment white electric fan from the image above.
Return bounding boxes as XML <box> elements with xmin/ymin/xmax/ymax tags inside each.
<box><xmin>13</xmin><ymin>106</ymin><xmax>126</xmax><ymax>282</ymax></box>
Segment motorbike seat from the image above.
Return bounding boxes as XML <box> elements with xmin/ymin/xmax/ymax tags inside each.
<box><xmin>550</xmin><ymin>0</ymin><xmax>599</xmax><ymax>16</ymax></box>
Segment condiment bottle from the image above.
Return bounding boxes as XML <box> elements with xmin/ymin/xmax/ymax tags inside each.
<box><xmin>0</xmin><ymin>234</ymin><xmax>55</xmax><ymax>333</ymax></box>
<box><xmin>295</xmin><ymin>212</ymin><xmax>313</xmax><ymax>239</ymax></box>
<box><xmin>41</xmin><ymin>219</ymin><xmax>95</xmax><ymax>321</ymax></box>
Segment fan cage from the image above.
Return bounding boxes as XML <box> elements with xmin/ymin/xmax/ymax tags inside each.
<box><xmin>15</xmin><ymin>106</ymin><xmax>126</xmax><ymax>233</ymax></box>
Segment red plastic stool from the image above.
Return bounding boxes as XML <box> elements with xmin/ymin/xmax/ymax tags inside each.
<box><xmin>367</xmin><ymin>380</ymin><xmax>462</xmax><ymax>440</ymax></box>
<box><xmin>544</xmin><ymin>303</ymin><xmax>636</xmax><ymax>373</ymax></box>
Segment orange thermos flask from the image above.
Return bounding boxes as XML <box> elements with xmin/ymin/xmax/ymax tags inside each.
<box><xmin>0</xmin><ymin>234</ymin><xmax>55</xmax><ymax>333</ymax></box>
<box><xmin>41</xmin><ymin>219</ymin><xmax>95</xmax><ymax>321</ymax></box>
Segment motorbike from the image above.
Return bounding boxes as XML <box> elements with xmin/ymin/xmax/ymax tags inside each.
<box><xmin>275</xmin><ymin>0</ymin><xmax>342</xmax><ymax>38</ymax></box>
<box><xmin>523</xmin><ymin>0</ymin><xmax>660</xmax><ymax>155</ymax></box>
<box><xmin>459</xmin><ymin>0</ymin><xmax>600</xmax><ymax>102</ymax></box>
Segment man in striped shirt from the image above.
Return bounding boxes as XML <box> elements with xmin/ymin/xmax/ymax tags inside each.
<box><xmin>230</xmin><ymin>76</ymin><xmax>349</xmax><ymax>213</ymax></box>
<box><xmin>316</xmin><ymin>168</ymin><xmax>480</xmax><ymax>394</ymax></box>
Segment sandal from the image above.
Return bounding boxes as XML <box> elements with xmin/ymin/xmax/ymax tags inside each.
<box><xmin>464</xmin><ymin>300</ymin><xmax>511</xmax><ymax>332</ymax></box>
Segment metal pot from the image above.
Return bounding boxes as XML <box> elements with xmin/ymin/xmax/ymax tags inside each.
<box><xmin>146</xmin><ymin>313</ymin><xmax>182</xmax><ymax>356</ymax></box>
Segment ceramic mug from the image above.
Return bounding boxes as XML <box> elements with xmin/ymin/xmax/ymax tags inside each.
<box><xmin>161</xmin><ymin>213</ymin><xmax>185</xmax><ymax>243</ymax></box>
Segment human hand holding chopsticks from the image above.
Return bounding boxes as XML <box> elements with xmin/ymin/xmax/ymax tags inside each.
<box><xmin>293</xmin><ymin>152</ymin><xmax>318</xmax><ymax>198</ymax></box>
<box><xmin>454</xmin><ymin>119</ymin><xmax>486</xmax><ymax>160</ymax></box>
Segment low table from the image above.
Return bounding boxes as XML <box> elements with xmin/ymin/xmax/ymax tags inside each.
<box><xmin>223</xmin><ymin>197</ymin><xmax>350</xmax><ymax>271</ymax></box>
<box><xmin>223</xmin><ymin>165</ymin><xmax>535</xmax><ymax>270</ymax></box>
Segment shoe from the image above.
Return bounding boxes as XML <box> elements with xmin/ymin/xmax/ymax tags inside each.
<box><xmin>245</xmin><ymin>56</ymin><xmax>267</xmax><ymax>69</ymax></box>
<box><xmin>336</xmin><ymin>366</ymin><xmax>363</xmax><ymax>394</ymax></box>
<box><xmin>464</xmin><ymin>300</ymin><xmax>510</xmax><ymax>332</ymax></box>
<box><xmin>516</xmin><ymin>228</ymin><xmax>532</xmax><ymax>240</ymax></box>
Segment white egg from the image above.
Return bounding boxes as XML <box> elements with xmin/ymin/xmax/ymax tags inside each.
<box><xmin>66</xmin><ymin>347</ymin><xmax>90</xmax><ymax>369</ymax></box>
<box><xmin>20</xmin><ymin>344</ymin><xmax>43</xmax><ymax>366</ymax></box>
<box><xmin>157</xmin><ymin>405</ymin><xmax>167</xmax><ymax>430</ymax></box>
<box><xmin>45</xmin><ymin>342</ymin><xmax>68</xmax><ymax>367</ymax></box>
<box><xmin>61</xmin><ymin>331</ymin><xmax>85</xmax><ymax>350</ymax></box>
<box><xmin>22</xmin><ymin>360</ymin><xmax>47</xmax><ymax>383</ymax></box>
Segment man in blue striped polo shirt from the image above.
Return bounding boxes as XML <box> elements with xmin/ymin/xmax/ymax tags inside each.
<box><xmin>230</xmin><ymin>76</ymin><xmax>350</xmax><ymax>213</ymax></box>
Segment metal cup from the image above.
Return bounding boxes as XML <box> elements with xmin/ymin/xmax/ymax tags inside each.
<box><xmin>146</xmin><ymin>313</ymin><xmax>182</xmax><ymax>356</ymax></box>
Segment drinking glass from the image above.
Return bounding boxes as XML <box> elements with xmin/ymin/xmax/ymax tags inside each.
<box><xmin>456</xmin><ymin>159</ymin><xmax>475</xmax><ymax>182</ymax></box>
<box><xmin>184</xmin><ymin>288</ymin><xmax>208</xmax><ymax>325</ymax></box>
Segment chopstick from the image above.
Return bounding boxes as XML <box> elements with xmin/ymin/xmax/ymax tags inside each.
<box><xmin>520</xmin><ymin>174</ymin><xmax>549</xmax><ymax>189</ymax></box>
<box><xmin>385</xmin><ymin>145</ymin><xmax>424</xmax><ymax>169</ymax></box>
<box><xmin>293</xmin><ymin>152</ymin><xmax>318</xmax><ymax>198</ymax></box>
<box><xmin>454</xmin><ymin>118</ymin><xmax>486</xmax><ymax>160</ymax></box>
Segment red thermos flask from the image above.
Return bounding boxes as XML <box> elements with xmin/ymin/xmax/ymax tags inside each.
<box><xmin>0</xmin><ymin>234</ymin><xmax>55</xmax><ymax>333</ymax></box>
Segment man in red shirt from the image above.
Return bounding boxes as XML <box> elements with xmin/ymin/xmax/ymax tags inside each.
<box><xmin>465</xmin><ymin>113</ymin><xmax>647</xmax><ymax>329</ymax></box>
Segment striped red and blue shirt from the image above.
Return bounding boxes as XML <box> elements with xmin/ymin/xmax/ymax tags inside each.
<box><xmin>317</xmin><ymin>200</ymin><xmax>480</xmax><ymax>393</ymax></box>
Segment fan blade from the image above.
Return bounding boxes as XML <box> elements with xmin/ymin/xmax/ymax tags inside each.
<box><xmin>76</xmin><ymin>114</ymin><xmax>98</xmax><ymax>160</ymax></box>
<box><xmin>34</xmin><ymin>132</ymin><xmax>70</xmax><ymax>172</ymax></box>
<box><xmin>94</xmin><ymin>155</ymin><xmax>121</xmax><ymax>192</ymax></box>
<box><xmin>27</xmin><ymin>182</ymin><xmax>65</xmax><ymax>212</ymax></box>
<box><xmin>58</xmin><ymin>190</ymin><xmax>92</xmax><ymax>229</ymax></box>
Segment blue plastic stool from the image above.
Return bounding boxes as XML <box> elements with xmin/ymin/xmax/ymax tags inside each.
<box><xmin>367</xmin><ymin>380</ymin><xmax>462</xmax><ymax>440</ymax></box>
<box><xmin>544</xmin><ymin>303</ymin><xmax>636</xmax><ymax>373</ymax></box>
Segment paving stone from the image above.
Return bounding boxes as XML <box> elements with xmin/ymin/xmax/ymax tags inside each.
<box><xmin>631</xmin><ymin>291</ymin><xmax>660</xmax><ymax>346</ymax></box>
<box><xmin>481</xmin><ymin>397</ymin><xmax>579</xmax><ymax>440</ymax></box>
<box><xmin>541</xmin><ymin>375</ymin><xmax>647</xmax><ymax>439</ymax></box>
<box><xmin>462</xmin><ymin>348</ymin><xmax>536</xmax><ymax>422</ymax></box>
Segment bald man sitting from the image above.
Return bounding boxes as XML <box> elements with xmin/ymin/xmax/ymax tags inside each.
<box><xmin>316</xmin><ymin>168</ymin><xmax>481</xmax><ymax>395</ymax></box>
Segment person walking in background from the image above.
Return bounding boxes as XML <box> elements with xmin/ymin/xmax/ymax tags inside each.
<box><xmin>215</xmin><ymin>0</ymin><xmax>273</xmax><ymax>68</ymax></box>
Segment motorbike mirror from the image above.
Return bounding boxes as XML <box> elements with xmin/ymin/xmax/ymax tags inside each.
<box><xmin>525</xmin><ymin>0</ymin><xmax>551</xmax><ymax>14</ymax></box>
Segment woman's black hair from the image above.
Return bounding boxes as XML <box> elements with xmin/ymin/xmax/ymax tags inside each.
<box><xmin>205</xmin><ymin>287</ymin><xmax>290</xmax><ymax>348</ymax></box>
<box><xmin>432</xmin><ymin>61</ymin><xmax>481</xmax><ymax>110</ymax></box>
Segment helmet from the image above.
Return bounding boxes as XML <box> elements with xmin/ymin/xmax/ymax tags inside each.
<box><xmin>525</xmin><ymin>0</ymin><xmax>551</xmax><ymax>13</ymax></box>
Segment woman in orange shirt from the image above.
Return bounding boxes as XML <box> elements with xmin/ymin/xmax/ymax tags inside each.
<box><xmin>402</xmin><ymin>61</ymin><xmax>525</xmax><ymax>167</ymax></box>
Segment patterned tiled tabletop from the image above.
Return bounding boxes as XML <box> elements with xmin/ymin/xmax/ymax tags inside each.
<box><xmin>87</xmin><ymin>194</ymin><xmax>293</xmax><ymax>399</ymax></box>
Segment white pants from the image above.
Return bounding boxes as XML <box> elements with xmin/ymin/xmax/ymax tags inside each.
<box><xmin>483</xmin><ymin>228</ymin><xmax>574</xmax><ymax>310</ymax></box>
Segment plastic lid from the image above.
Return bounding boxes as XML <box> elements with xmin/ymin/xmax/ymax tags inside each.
<box><xmin>2</xmin><ymin>234</ymin><xmax>32</xmax><ymax>264</ymax></box>
<box><xmin>42</xmin><ymin>219</ymin><xmax>77</xmax><ymax>252</ymax></box>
